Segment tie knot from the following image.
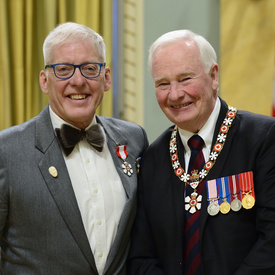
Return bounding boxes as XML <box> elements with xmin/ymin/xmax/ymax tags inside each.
<box><xmin>188</xmin><ymin>135</ymin><xmax>204</xmax><ymax>151</ymax></box>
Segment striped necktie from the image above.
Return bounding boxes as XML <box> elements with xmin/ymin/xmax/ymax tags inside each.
<box><xmin>183</xmin><ymin>135</ymin><xmax>205</xmax><ymax>274</ymax></box>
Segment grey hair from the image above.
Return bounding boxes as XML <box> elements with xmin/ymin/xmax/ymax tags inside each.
<box><xmin>148</xmin><ymin>30</ymin><xmax>217</xmax><ymax>74</ymax></box>
<box><xmin>43</xmin><ymin>22</ymin><xmax>106</xmax><ymax>65</ymax></box>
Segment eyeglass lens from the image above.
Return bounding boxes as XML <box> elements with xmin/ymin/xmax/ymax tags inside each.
<box><xmin>54</xmin><ymin>64</ymin><xmax>101</xmax><ymax>78</ymax></box>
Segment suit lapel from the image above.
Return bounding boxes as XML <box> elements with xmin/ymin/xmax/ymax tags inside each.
<box><xmin>96</xmin><ymin>116</ymin><xmax>138</xmax><ymax>272</ymax></box>
<box><xmin>96</xmin><ymin>116</ymin><xmax>137</xmax><ymax>199</ymax></box>
<box><xmin>35</xmin><ymin>106</ymin><xmax>97</xmax><ymax>273</ymax></box>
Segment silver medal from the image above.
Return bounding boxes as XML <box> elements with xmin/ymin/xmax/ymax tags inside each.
<box><xmin>231</xmin><ymin>198</ymin><xmax>242</xmax><ymax>212</ymax></box>
<box><xmin>207</xmin><ymin>201</ymin><xmax>220</xmax><ymax>216</ymax></box>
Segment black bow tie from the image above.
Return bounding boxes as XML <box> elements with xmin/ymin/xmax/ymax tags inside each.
<box><xmin>55</xmin><ymin>123</ymin><xmax>105</xmax><ymax>156</ymax></box>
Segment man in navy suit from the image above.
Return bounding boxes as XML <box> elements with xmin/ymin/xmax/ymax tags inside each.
<box><xmin>0</xmin><ymin>22</ymin><xmax>148</xmax><ymax>274</ymax></box>
<box><xmin>128</xmin><ymin>30</ymin><xmax>275</xmax><ymax>274</ymax></box>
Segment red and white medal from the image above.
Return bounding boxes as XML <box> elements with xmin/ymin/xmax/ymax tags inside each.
<box><xmin>229</xmin><ymin>174</ymin><xmax>242</xmax><ymax>211</ymax></box>
<box><xmin>185</xmin><ymin>170</ymin><xmax>202</xmax><ymax>214</ymax></box>
<box><xmin>207</xmin><ymin>179</ymin><xmax>220</xmax><ymax>216</ymax></box>
<box><xmin>116</xmin><ymin>145</ymin><xmax>133</xmax><ymax>176</ymax></box>
<box><xmin>239</xmin><ymin>171</ymin><xmax>255</xmax><ymax>209</ymax></box>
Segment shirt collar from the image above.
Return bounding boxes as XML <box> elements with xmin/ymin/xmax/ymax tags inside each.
<box><xmin>49</xmin><ymin>106</ymin><xmax>96</xmax><ymax>132</ymax></box>
<box><xmin>178</xmin><ymin>97</ymin><xmax>221</xmax><ymax>153</ymax></box>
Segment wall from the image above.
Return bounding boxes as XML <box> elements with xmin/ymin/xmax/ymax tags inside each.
<box><xmin>143</xmin><ymin>0</ymin><xmax>220</xmax><ymax>143</ymax></box>
<box><xmin>220</xmin><ymin>0</ymin><xmax>275</xmax><ymax>116</ymax></box>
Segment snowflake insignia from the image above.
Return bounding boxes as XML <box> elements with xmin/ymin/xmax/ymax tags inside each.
<box><xmin>228</xmin><ymin>106</ymin><xmax>237</xmax><ymax>112</ymax></box>
<box><xmin>180</xmin><ymin>173</ymin><xmax>190</xmax><ymax>182</ymax></box>
<box><xmin>217</xmin><ymin>133</ymin><xmax>226</xmax><ymax>142</ymax></box>
<box><xmin>199</xmin><ymin>169</ymin><xmax>207</xmax><ymax>179</ymax></box>
<box><xmin>209</xmin><ymin>151</ymin><xmax>218</xmax><ymax>161</ymax></box>
<box><xmin>169</xmin><ymin>144</ymin><xmax>177</xmax><ymax>153</ymax></box>
<box><xmin>223</xmin><ymin>117</ymin><xmax>233</xmax><ymax>126</ymax></box>
<box><xmin>172</xmin><ymin>160</ymin><xmax>180</xmax><ymax>169</ymax></box>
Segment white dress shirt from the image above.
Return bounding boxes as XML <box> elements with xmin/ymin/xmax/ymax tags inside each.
<box><xmin>178</xmin><ymin>97</ymin><xmax>221</xmax><ymax>171</ymax></box>
<box><xmin>49</xmin><ymin>107</ymin><xmax>126</xmax><ymax>275</ymax></box>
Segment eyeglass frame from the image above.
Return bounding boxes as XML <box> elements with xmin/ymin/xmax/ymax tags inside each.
<box><xmin>44</xmin><ymin>62</ymin><xmax>106</xmax><ymax>80</ymax></box>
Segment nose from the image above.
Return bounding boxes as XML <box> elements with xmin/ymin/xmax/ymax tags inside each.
<box><xmin>168</xmin><ymin>81</ymin><xmax>184</xmax><ymax>101</ymax></box>
<box><xmin>69</xmin><ymin>67</ymin><xmax>86</xmax><ymax>86</ymax></box>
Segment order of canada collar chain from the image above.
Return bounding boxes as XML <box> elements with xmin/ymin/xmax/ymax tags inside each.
<box><xmin>169</xmin><ymin>106</ymin><xmax>237</xmax><ymax>185</ymax></box>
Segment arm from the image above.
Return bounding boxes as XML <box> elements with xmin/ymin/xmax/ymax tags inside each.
<box><xmin>127</xmin><ymin>172</ymin><xmax>165</xmax><ymax>275</ymax></box>
<box><xmin>0</xmin><ymin>150</ymin><xmax>9</xmax><ymax>242</ymax></box>
<box><xmin>234</xmin><ymin>121</ymin><xmax>275</xmax><ymax>274</ymax></box>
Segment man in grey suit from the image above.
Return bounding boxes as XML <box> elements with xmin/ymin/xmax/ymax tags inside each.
<box><xmin>0</xmin><ymin>22</ymin><xmax>148</xmax><ymax>274</ymax></box>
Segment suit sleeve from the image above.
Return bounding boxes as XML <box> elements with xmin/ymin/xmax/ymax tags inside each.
<box><xmin>127</xmin><ymin>160</ymin><xmax>165</xmax><ymax>275</ymax></box>
<box><xmin>234</xmin><ymin>122</ymin><xmax>275</xmax><ymax>274</ymax></box>
<box><xmin>0</xmin><ymin>149</ymin><xmax>9</xmax><ymax>238</ymax></box>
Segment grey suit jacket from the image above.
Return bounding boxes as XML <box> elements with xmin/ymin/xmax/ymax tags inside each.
<box><xmin>0</xmin><ymin>105</ymin><xmax>148</xmax><ymax>275</ymax></box>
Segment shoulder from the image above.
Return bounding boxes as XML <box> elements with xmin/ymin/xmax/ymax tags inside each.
<box><xmin>142</xmin><ymin>125</ymin><xmax>174</xmax><ymax>160</ymax></box>
<box><xmin>0</xmin><ymin>105</ymin><xmax>49</xmax><ymax>140</ymax></box>
<box><xmin>219</xmin><ymin>98</ymin><xmax>275</xmax><ymax>134</ymax></box>
<box><xmin>98</xmin><ymin>116</ymin><xmax>142</xmax><ymax>129</ymax></box>
<box><xmin>0</xmin><ymin>117</ymin><xmax>38</xmax><ymax>159</ymax></box>
<box><xmin>97</xmin><ymin>116</ymin><xmax>149</xmax><ymax>151</ymax></box>
<box><xmin>97</xmin><ymin>115</ymin><xmax>147</xmax><ymax>137</ymax></box>
<box><xmin>236</xmin><ymin>110</ymin><xmax>275</xmax><ymax>132</ymax></box>
<box><xmin>226</xmin><ymin>109</ymin><xmax>275</xmax><ymax>153</ymax></box>
<box><xmin>237</xmin><ymin>109</ymin><xmax>275</xmax><ymax>122</ymax></box>
<box><xmin>150</xmin><ymin>125</ymin><xmax>174</xmax><ymax>147</ymax></box>
<box><xmin>0</xmin><ymin>106</ymin><xmax>51</xmax><ymax>151</ymax></box>
<box><xmin>0</xmin><ymin>116</ymin><xmax>37</xmax><ymax>141</ymax></box>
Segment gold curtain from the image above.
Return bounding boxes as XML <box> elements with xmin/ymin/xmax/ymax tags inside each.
<box><xmin>220</xmin><ymin>0</ymin><xmax>275</xmax><ymax>116</ymax></box>
<box><xmin>0</xmin><ymin>0</ymin><xmax>113</xmax><ymax>130</ymax></box>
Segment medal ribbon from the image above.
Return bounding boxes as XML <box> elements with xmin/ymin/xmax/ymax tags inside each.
<box><xmin>207</xmin><ymin>179</ymin><xmax>219</xmax><ymax>205</ymax></box>
<box><xmin>239</xmin><ymin>171</ymin><xmax>255</xmax><ymax>201</ymax></box>
<box><xmin>217</xmin><ymin>177</ymin><xmax>231</xmax><ymax>204</ymax></box>
<box><xmin>229</xmin><ymin>174</ymin><xmax>241</xmax><ymax>201</ymax></box>
<box><xmin>116</xmin><ymin>144</ymin><xmax>134</xmax><ymax>176</ymax></box>
<box><xmin>116</xmin><ymin>145</ymin><xmax>128</xmax><ymax>161</ymax></box>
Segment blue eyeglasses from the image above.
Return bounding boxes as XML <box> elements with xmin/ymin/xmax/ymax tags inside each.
<box><xmin>45</xmin><ymin>62</ymin><xmax>106</xmax><ymax>79</ymax></box>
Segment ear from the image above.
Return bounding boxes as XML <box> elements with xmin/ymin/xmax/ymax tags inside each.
<box><xmin>104</xmin><ymin>67</ymin><xmax>112</xmax><ymax>92</ymax></box>
<box><xmin>40</xmin><ymin>70</ymin><xmax>49</xmax><ymax>95</ymax></box>
<box><xmin>210</xmin><ymin>64</ymin><xmax>219</xmax><ymax>91</ymax></box>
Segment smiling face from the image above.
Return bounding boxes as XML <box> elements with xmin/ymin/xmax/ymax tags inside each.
<box><xmin>152</xmin><ymin>39</ymin><xmax>219</xmax><ymax>133</ymax></box>
<box><xmin>40</xmin><ymin>40</ymin><xmax>111</xmax><ymax>129</ymax></box>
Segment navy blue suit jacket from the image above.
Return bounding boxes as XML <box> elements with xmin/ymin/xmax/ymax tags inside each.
<box><xmin>128</xmin><ymin>99</ymin><xmax>275</xmax><ymax>275</ymax></box>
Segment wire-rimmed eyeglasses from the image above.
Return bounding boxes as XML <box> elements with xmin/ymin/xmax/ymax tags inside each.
<box><xmin>45</xmin><ymin>62</ymin><xmax>106</xmax><ymax>79</ymax></box>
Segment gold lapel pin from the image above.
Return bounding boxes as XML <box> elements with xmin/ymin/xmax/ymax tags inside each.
<box><xmin>49</xmin><ymin>166</ymin><xmax>58</xmax><ymax>178</ymax></box>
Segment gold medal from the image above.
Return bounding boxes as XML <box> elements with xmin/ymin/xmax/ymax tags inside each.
<box><xmin>242</xmin><ymin>194</ymin><xmax>255</xmax><ymax>209</ymax></box>
<box><xmin>220</xmin><ymin>201</ymin><xmax>231</xmax><ymax>214</ymax></box>
<box><xmin>239</xmin><ymin>172</ymin><xmax>255</xmax><ymax>210</ymax></box>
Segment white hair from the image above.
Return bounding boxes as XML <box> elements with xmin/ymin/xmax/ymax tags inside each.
<box><xmin>148</xmin><ymin>30</ymin><xmax>217</xmax><ymax>74</ymax></box>
<box><xmin>42</xmin><ymin>22</ymin><xmax>106</xmax><ymax>65</ymax></box>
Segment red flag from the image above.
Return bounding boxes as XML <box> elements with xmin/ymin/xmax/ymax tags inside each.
<box><xmin>273</xmin><ymin>71</ymin><xmax>275</xmax><ymax>117</ymax></box>
<box><xmin>273</xmin><ymin>62</ymin><xmax>275</xmax><ymax>116</ymax></box>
